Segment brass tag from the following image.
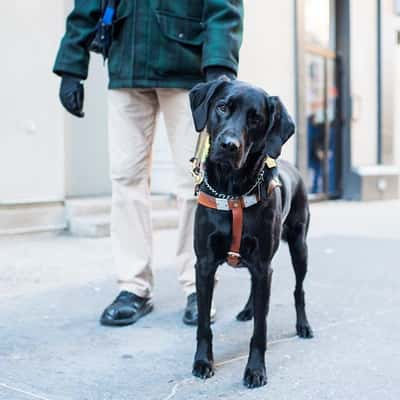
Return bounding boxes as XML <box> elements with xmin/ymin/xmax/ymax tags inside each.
<box><xmin>265</xmin><ymin>156</ymin><xmax>277</xmax><ymax>169</ymax></box>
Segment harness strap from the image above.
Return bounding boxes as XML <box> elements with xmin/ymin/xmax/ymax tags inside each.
<box><xmin>198</xmin><ymin>178</ymin><xmax>281</xmax><ymax>267</ymax></box>
<box><xmin>228</xmin><ymin>204</ymin><xmax>243</xmax><ymax>267</ymax></box>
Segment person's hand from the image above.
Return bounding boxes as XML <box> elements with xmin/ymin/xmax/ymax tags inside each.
<box><xmin>59</xmin><ymin>74</ymin><xmax>85</xmax><ymax>118</ymax></box>
<box><xmin>205</xmin><ymin>66</ymin><xmax>236</xmax><ymax>82</ymax></box>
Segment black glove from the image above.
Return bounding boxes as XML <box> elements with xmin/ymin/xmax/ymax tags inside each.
<box><xmin>205</xmin><ymin>66</ymin><xmax>236</xmax><ymax>82</ymax></box>
<box><xmin>59</xmin><ymin>74</ymin><xmax>85</xmax><ymax>118</ymax></box>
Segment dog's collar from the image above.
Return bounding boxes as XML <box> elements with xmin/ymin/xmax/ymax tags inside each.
<box><xmin>198</xmin><ymin>177</ymin><xmax>281</xmax><ymax>267</ymax></box>
<box><xmin>202</xmin><ymin>168</ymin><xmax>264</xmax><ymax>200</ymax></box>
<box><xmin>201</xmin><ymin>156</ymin><xmax>277</xmax><ymax>200</ymax></box>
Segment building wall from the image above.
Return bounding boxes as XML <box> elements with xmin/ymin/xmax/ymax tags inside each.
<box><xmin>350</xmin><ymin>0</ymin><xmax>379</xmax><ymax>167</ymax></box>
<box><xmin>65</xmin><ymin>55</ymin><xmax>110</xmax><ymax>198</ymax></box>
<box><xmin>63</xmin><ymin>0</ymin><xmax>110</xmax><ymax>198</ymax></box>
<box><xmin>239</xmin><ymin>0</ymin><xmax>297</xmax><ymax>164</ymax></box>
<box><xmin>381</xmin><ymin>0</ymin><xmax>400</xmax><ymax>165</ymax></box>
<box><xmin>0</xmin><ymin>1</ymin><xmax>65</xmax><ymax>204</ymax></box>
<box><xmin>394</xmin><ymin>37</ymin><xmax>400</xmax><ymax>166</ymax></box>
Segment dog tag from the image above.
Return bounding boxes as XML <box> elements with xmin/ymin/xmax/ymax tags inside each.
<box><xmin>265</xmin><ymin>157</ymin><xmax>277</xmax><ymax>169</ymax></box>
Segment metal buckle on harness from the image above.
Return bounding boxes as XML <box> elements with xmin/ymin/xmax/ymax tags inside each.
<box><xmin>191</xmin><ymin>158</ymin><xmax>204</xmax><ymax>183</ymax></box>
<box><xmin>215</xmin><ymin>198</ymin><xmax>230</xmax><ymax>211</ymax></box>
<box><xmin>227</xmin><ymin>251</ymin><xmax>241</xmax><ymax>267</ymax></box>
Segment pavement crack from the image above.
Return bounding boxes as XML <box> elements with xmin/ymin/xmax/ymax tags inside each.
<box><xmin>0</xmin><ymin>382</ymin><xmax>53</xmax><ymax>400</ymax></box>
<box><xmin>162</xmin><ymin>378</ymin><xmax>193</xmax><ymax>400</ymax></box>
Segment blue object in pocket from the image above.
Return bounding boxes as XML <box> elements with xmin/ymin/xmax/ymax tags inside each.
<box><xmin>102</xmin><ymin>6</ymin><xmax>116</xmax><ymax>26</ymax></box>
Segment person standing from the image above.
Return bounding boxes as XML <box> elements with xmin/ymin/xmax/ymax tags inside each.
<box><xmin>54</xmin><ymin>0</ymin><xmax>243</xmax><ymax>326</ymax></box>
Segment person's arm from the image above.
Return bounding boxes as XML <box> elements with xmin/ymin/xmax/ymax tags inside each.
<box><xmin>202</xmin><ymin>0</ymin><xmax>244</xmax><ymax>76</ymax></box>
<box><xmin>205</xmin><ymin>66</ymin><xmax>236</xmax><ymax>82</ymax></box>
<box><xmin>53</xmin><ymin>0</ymin><xmax>102</xmax><ymax>80</ymax></box>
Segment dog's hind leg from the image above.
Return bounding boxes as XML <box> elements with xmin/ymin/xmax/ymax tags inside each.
<box><xmin>236</xmin><ymin>283</ymin><xmax>253</xmax><ymax>321</ymax></box>
<box><xmin>287</xmin><ymin>219</ymin><xmax>314</xmax><ymax>339</ymax></box>
<box><xmin>237</xmin><ymin>268</ymin><xmax>274</xmax><ymax>321</ymax></box>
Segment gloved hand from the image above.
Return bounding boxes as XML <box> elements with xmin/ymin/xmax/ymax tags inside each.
<box><xmin>59</xmin><ymin>74</ymin><xmax>85</xmax><ymax>118</ymax></box>
<box><xmin>205</xmin><ymin>66</ymin><xmax>236</xmax><ymax>82</ymax></box>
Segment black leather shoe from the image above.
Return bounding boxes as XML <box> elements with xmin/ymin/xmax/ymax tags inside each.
<box><xmin>100</xmin><ymin>291</ymin><xmax>153</xmax><ymax>327</ymax></box>
<box><xmin>183</xmin><ymin>293</ymin><xmax>216</xmax><ymax>326</ymax></box>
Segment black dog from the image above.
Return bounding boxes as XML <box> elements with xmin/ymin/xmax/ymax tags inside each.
<box><xmin>189</xmin><ymin>78</ymin><xmax>313</xmax><ymax>388</ymax></box>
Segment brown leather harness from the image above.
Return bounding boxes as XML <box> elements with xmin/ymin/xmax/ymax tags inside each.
<box><xmin>197</xmin><ymin>177</ymin><xmax>281</xmax><ymax>267</ymax></box>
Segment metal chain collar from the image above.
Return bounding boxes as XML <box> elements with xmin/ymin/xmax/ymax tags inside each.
<box><xmin>203</xmin><ymin>168</ymin><xmax>265</xmax><ymax>200</ymax></box>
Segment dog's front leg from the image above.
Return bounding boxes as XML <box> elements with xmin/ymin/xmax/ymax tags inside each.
<box><xmin>192</xmin><ymin>263</ymin><xmax>216</xmax><ymax>379</ymax></box>
<box><xmin>243</xmin><ymin>266</ymin><xmax>272</xmax><ymax>388</ymax></box>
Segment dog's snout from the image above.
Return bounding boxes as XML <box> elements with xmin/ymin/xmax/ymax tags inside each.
<box><xmin>221</xmin><ymin>137</ymin><xmax>240</xmax><ymax>153</ymax></box>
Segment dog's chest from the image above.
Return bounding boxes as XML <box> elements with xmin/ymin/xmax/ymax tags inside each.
<box><xmin>196</xmin><ymin>200</ymin><xmax>280</xmax><ymax>266</ymax></box>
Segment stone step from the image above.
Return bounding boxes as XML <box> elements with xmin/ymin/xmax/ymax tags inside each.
<box><xmin>0</xmin><ymin>202</ymin><xmax>66</xmax><ymax>236</ymax></box>
<box><xmin>69</xmin><ymin>208</ymin><xmax>179</xmax><ymax>238</ymax></box>
<box><xmin>65</xmin><ymin>194</ymin><xmax>177</xmax><ymax>219</ymax></box>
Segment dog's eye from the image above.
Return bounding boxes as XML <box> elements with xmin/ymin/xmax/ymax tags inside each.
<box><xmin>217</xmin><ymin>103</ymin><xmax>228</xmax><ymax>114</ymax></box>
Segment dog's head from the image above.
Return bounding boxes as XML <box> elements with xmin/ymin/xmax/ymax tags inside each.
<box><xmin>189</xmin><ymin>78</ymin><xmax>295</xmax><ymax>169</ymax></box>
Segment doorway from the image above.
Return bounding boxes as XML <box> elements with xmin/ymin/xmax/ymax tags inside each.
<box><xmin>298</xmin><ymin>0</ymin><xmax>345</xmax><ymax>199</ymax></box>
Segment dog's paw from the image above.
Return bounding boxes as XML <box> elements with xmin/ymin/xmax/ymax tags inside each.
<box><xmin>296</xmin><ymin>322</ymin><xmax>314</xmax><ymax>339</ymax></box>
<box><xmin>236</xmin><ymin>308</ymin><xmax>253</xmax><ymax>321</ymax></box>
<box><xmin>192</xmin><ymin>360</ymin><xmax>214</xmax><ymax>380</ymax></box>
<box><xmin>243</xmin><ymin>367</ymin><xmax>267</xmax><ymax>389</ymax></box>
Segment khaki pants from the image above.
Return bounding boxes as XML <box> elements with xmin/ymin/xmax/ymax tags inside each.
<box><xmin>108</xmin><ymin>88</ymin><xmax>198</xmax><ymax>298</ymax></box>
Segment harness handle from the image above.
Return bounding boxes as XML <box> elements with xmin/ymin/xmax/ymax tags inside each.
<box><xmin>190</xmin><ymin>130</ymin><xmax>210</xmax><ymax>195</ymax></box>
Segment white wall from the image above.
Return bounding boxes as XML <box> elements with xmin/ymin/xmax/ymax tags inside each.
<box><xmin>0</xmin><ymin>1</ymin><xmax>65</xmax><ymax>204</ymax></box>
<box><xmin>394</xmin><ymin>38</ymin><xmax>400</xmax><ymax>167</ymax></box>
<box><xmin>350</xmin><ymin>0</ymin><xmax>378</xmax><ymax>167</ymax></box>
<box><xmin>65</xmin><ymin>55</ymin><xmax>110</xmax><ymax>198</ymax></box>
<box><xmin>239</xmin><ymin>0</ymin><xmax>297</xmax><ymax>164</ymax></box>
<box><xmin>64</xmin><ymin>1</ymin><xmax>111</xmax><ymax>198</ymax></box>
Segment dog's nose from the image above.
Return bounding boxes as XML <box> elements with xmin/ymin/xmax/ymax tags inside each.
<box><xmin>221</xmin><ymin>137</ymin><xmax>240</xmax><ymax>153</ymax></box>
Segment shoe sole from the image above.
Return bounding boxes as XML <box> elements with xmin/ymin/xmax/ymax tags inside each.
<box><xmin>100</xmin><ymin>303</ymin><xmax>154</xmax><ymax>327</ymax></box>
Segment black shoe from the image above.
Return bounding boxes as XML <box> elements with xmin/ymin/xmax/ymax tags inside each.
<box><xmin>100</xmin><ymin>291</ymin><xmax>153</xmax><ymax>327</ymax></box>
<box><xmin>183</xmin><ymin>293</ymin><xmax>216</xmax><ymax>326</ymax></box>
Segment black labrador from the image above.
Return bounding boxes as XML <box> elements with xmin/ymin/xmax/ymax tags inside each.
<box><xmin>189</xmin><ymin>78</ymin><xmax>313</xmax><ymax>388</ymax></box>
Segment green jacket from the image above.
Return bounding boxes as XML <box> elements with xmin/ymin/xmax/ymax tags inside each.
<box><xmin>54</xmin><ymin>0</ymin><xmax>244</xmax><ymax>89</ymax></box>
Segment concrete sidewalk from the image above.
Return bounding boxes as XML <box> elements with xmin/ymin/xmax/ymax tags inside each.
<box><xmin>0</xmin><ymin>201</ymin><xmax>399</xmax><ymax>400</ymax></box>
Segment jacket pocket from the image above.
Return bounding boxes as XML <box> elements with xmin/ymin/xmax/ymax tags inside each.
<box><xmin>153</xmin><ymin>10</ymin><xmax>204</xmax><ymax>78</ymax></box>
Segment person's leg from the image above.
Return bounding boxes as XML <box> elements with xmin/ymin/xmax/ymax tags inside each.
<box><xmin>157</xmin><ymin>89</ymin><xmax>216</xmax><ymax>325</ymax></box>
<box><xmin>101</xmin><ymin>88</ymin><xmax>159</xmax><ymax>326</ymax></box>
<box><xmin>157</xmin><ymin>89</ymin><xmax>198</xmax><ymax>297</ymax></box>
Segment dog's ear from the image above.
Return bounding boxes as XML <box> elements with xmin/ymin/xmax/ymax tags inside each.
<box><xmin>265</xmin><ymin>96</ymin><xmax>296</xmax><ymax>159</ymax></box>
<box><xmin>189</xmin><ymin>77</ymin><xmax>229</xmax><ymax>132</ymax></box>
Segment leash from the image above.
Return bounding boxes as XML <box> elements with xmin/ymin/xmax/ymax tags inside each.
<box><xmin>190</xmin><ymin>133</ymin><xmax>281</xmax><ymax>267</ymax></box>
